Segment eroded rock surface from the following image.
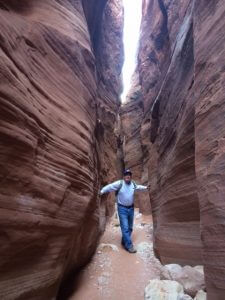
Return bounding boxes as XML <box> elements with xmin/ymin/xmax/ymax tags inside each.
<box><xmin>144</xmin><ymin>279</ymin><xmax>192</xmax><ymax>300</ymax></box>
<box><xmin>0</xmin><ymin>0</ymin><xmax>123</xmax><ymax>299</ymax></box>
<box><xmin>136</xmin><ymin>0</ymin><xmax>202</xmax><ymax>267</ymax></box>
<box><xmin>194</xmin><ymin>1</ymin><xmax>225</xmax><ymax>299</ymax></box>
<box><xmin>160</xmin><ymin>264</ymin><xmax>205</xmax><ymax>297</ymax></box>
<box><xmin>120</xmin><ymin>71</ymin><xmax>151</xmax><ymax>213</ymax></box>
<box><xmin>194</xmin><ymin>290</ymin><xmax>206</xmax><ymax>300</ymax></box>
<box><xmin>122</xmin><ymin>0</ymin><xmax>225</xmax><ymax>298</ymax></box>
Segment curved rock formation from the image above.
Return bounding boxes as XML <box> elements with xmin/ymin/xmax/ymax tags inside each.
<box><xmin>95</xmin><ymin>0</ymin><xmax>124</xmax><ymax>220</ymax></box>
<box><xmin>0</xmin><ymin>0</ymin><xmax>123</xmax><ymax>299</ymax></box>
<box><xmin>123</xmin><ymin>0</ymin><xmax>225</xmax><ymax>298</ymax></box>
<box><xmin>194</xmin><ymin>1</ymin><xmax>225</xmax><ymax>299</ymax></box>
<box><xmin>120</xmin><ymin>71</ymin><xmax>151</xmax><ymax>214</ymax></box>
<box><xmin>1</xmin><ymin>0</ymin><xmax>225</xmax><ymax>299</ymax></box>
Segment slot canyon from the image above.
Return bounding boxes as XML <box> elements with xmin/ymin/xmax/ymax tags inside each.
<box><xmin>0</xmin><ymin>0</ymin><xmax>225</xmax><ymax>300</ymax></box>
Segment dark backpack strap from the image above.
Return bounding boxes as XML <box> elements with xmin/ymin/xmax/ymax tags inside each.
<box><xmin>115</xmin><ymin>180</ymin><xmax>123</xmax><ymax>196</ymax></box>
<box><xmin>132</xmin><ymin>180</ymin><xmax>137</xmax><ymax>190</ymax></box>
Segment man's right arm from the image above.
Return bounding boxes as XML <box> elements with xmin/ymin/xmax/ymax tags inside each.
<box><xmin>100</xmin><ymin>180</ymin><xmax>122</xmax><ymax>195</ymax></box>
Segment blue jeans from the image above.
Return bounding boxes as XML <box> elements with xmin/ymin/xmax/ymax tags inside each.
<box><xmin>117</xmin><ymin>204</ymin><xmax>134</xmax><ymax>250</ymax></box>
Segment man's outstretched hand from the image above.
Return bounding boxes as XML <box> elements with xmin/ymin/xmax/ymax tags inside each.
<box><xmin>147</xmin><ymin>184</ymin><xmax>151</xmax><ymax>190</ymax></box>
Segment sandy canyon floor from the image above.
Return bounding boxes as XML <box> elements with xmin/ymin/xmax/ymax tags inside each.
<box><xmin>69</xmin><ymin>210</ymin><xmax>162</xmax><ymax>300</ymax></box>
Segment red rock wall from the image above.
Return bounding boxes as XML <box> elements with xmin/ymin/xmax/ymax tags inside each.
<box><xmin>96</xmin><ymin>0</ymin><xmax>124</xmax><ymax>219</ymax></box>
<box><xmin>0</xmin><ymin>0</ymin><xmax>123</xmax><ymax>299</ymax></box>
<box><xmin>143</xmin><ymin>0</ymin><xmax>201</xmax><ymax>265</ymax></box>
<box><xmin>120</xmin><ymin>71</ymin><xmax>151</xmax><ymax>214</ymax></box>
<box><xmin>129</xmin><ymin>0</ymin><xmax>225</xmax><ymax>298</ymax></box>
<box><xmin>194</xmin><ymin>1</ymin><xmax>225</xmax><ymax>299</ymax></box>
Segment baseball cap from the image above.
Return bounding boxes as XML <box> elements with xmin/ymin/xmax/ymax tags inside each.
<box><xmin>123</xmin><ymin>169</ymin><xmax>132</xmax><ymax>176</ymax></box>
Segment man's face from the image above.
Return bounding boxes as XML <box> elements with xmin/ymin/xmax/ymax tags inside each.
<box><xmin>124</xmin><ymin>175</ymin><xmax>131</xmax><ymax>184</ymax></box>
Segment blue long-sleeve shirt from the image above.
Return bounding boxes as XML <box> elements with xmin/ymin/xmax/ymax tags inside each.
<box><xmin>100</xmin><ymin>180</ymin><xmax>148</xmax><ymax>206</ymax></box>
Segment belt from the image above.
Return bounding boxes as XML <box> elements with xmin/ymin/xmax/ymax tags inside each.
<box><xmin>117</xmin><ymin>203</ymin><xmax>134</xmax><ymax>209</ymax></box>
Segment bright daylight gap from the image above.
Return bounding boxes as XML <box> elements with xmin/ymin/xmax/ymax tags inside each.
<box><xmin>121</xmin><ymin>0</ymin><xmax>142</xmax><ymax>103</ymax></box>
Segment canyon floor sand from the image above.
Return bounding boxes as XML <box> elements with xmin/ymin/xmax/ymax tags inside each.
<box><xmin>69</xmin><ymin>210</ymin><xmax>162</xmax><ymax>300</ymax></box>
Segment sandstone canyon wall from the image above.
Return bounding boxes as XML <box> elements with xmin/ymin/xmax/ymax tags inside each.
<box><xmin>120</xmin><ymin>71</ymin><xmax>151</xmax><ymax>214</ymax></box>
<box><xmin>194</xmin><ymin>1</ymin><xmax>225</xmax><ymax>299</ymax></box>
<box><xmin>0</xmin><ymin>1</ymin><xmax>123</xmax><ymax>299</ymax></box>
<box><xmin>122</xmin><ymin>0</ymin><xmax>225</xmax><ymax>298</ymax></box>
<box><xmin>138</xmin><ymin>0</ymin><xmax>200</xmax><ymax>265</ymax></box>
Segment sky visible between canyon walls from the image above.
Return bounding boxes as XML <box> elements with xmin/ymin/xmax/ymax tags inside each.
<box><xmin>121</xmin><ymin>0</ymin><xmax>142</xmax><ymax>103</ymax></box>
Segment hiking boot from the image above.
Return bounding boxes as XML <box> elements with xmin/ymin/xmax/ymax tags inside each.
<box><xmin>127</xmin><ymin>246</ymin><xmax>137</xmax><ymax>253</ymax></box>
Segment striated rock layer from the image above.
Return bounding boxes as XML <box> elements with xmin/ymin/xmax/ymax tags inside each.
<box><xmin>0</xmin><ymin>0</ymin><xmax>123</xmax><ymax>299</ymax></box>
<box><xmin>120</xmin><ymin>71</ymin><xmax>151</xmax><ymax>214</ymax></box>
<box><xmin>194</xmin><ymin>1</ymin><xmax>225</xmax><ymax>299</ymax></box>
<box><xmin>95</xmin><ymin>0</ymin><xmax>124</xmax><ymax>219</ymax></box>
<box><xmin>122</xmin><ymin>0</ymin><xmax>225</xmax><ymax>298</ymax></box>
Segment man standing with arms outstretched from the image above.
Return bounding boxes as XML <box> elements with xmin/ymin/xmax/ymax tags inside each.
<box><xmin>100</xmin><ymin>169</ymin><xmax>149</xmax><ymax>253</ymax></box>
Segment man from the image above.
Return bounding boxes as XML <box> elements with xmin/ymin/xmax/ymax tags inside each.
<box><xmin>100</xmin><ymin>169</ymin><xmax>149</xmax><ymax>253</ymax></box>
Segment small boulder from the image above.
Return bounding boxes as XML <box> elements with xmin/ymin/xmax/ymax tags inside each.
<box><xmin>160</xmin><ymin>264</ymin><xmax>205</xmax><ymax>297</ymax></box>
<box><xmin>194</xmin><ymin>290</ymin><xmax>206</xmax><ymax>300</ymax></box>
<box><xmin>193</xmin><ymin>266</ymin><xmax>204</xmax><ymax>275</ymax></box>
<box><xmin>137</xmin><ymin>242</ymin><xmax>152</xmax><ymax>260</ymax></box>
<box><xmin>144</xmin><ymin>279</ymin><xmax>192</xmax><ymax>300</ymax></box>
<box><xmin>135</xmin><ymin>213</ymin><xmax>142</xmax><ymax>219</ymax></box>
<box><xmin>98</xmin><ymin>243</ymin><xmax>119</xmax><ymax>252</ymax></box>
<box><xmin>161</xmin><ymin>264</ymin><xmax>182</xmax><ymax>280</ymax></box>
<box><xmin>179</xmin><ymin>295</ymin><xmax>193</xmax><ymax>300</ymax></box>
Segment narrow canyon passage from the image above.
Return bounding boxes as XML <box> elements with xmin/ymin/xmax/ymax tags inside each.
<box><xmin>0</xmin><ymin>1</ymin><xmax>225</xmax><ymax>300</ymax></box>
<box><xmin>69</xmin><ymin>210</ymin><xmax>156</xmax><ymax>300</ymax></box>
